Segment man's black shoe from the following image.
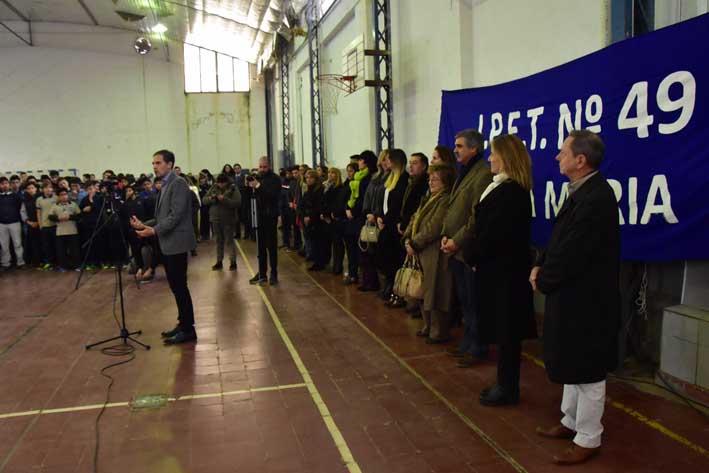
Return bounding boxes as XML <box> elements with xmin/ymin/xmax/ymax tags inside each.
<box><xmin>161</xmin><ymin>325</ymin><xmax>181</xmax><ymax>338</ymax></box>
<box><xmin>163</xmin><ymin>330</ymin><xmax>197</xmax><ymax>345</ymax></box>
<box><xmin>308</xmin><ymin>264</ymin><xmax>324</xmax><ymax>272</ymax></box>
<box><xmin>190</xmin><ymin>249</ymin><xmax>197</xmax><ymax>257</ymax></box>
<box><xmin>212</xmin><ymin>262</ymin><xmax>223</xmax><ymax>271</ymax></box>
<box><xmin>250</xmin><ymin>274</ymin><xmax>267</xmax><ymax>285</ymax></box>
<box><xmin>269</xmin><ymin>276</ymin><xmax>279</xmax><ymax>286</ymax></box>
<box><xmin>479</xmin><ymin>385</ymin><xmax>519</xmax><ymax>407</ymax></box>
<box><xmin>229</xmin><ymin>261</ymin><xmax>237</xmax><ymax>271</ymax></box>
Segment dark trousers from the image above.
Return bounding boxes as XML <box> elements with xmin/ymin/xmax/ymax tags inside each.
<box><xmin>331</xmin><ymin>221</ymin><xmax>345</xmax><ymax>273</ymax></box>
<box><xmin>26</xmin><ymin>227</ymin><xmax>42</xmax><ymax>265</ymax></box>
<box><xmin>128</xmin><ymin>233</ymin><xmax>143</xmax><ymax>268</ymax></box>
<box><xmin>359</xmin><ymin>245</ymin><xmax>379</xmax><ymax>290</ymax></box>
<box><xmin>497</xmin><ymin>339</ymin><xmax>522</xmax><ymax>394</ymax></box>
<box><xmin>293</xmin><ymin>222</ymin><xmax>303</xmax><ymax>249</ymax></box>
<box><xmin>56</xmin><ymin>234</ymin><xmax>80</xmax><ymax>270</ymax></box>
<box><xmin>281</xmin><ymin>210</ymin><xmax>294</xmax><ymax>248</ymax></box>
<box><xmin>257</xmin><ymin>217</ymin><xmax>278</xmax><ymax>278</ymax></box>
<box><xmin>80</xmin><ymin>223</ymin><xmax>104</xmax><ymax>266</ymax></box>
<box><xmin>105</xmin><ymin>223</ymin><xmax>127</xmax><ymax>265</ymax></box>
<box><xmin>344</xmin><ymin>233</ymin><xmax>359</xmax><ymax>279</ymax></box>
<box><xmin>163</xmin><ymin>252</ymin><xmax>195</xmax><ymax>331</ymax></box>
<box><xmin>307</xmin><ymin>225</ymin><xmax>328</xmax><ymax>268</ymax></box>
<box><xmin>451</xmin><ymin>258</ymin><xmax>488</xmax><ymax>357</ymax></box>
<box><xmin>40</xmin><ymin>227</ymin><xmax>56</xmax><ymax>265</ymax></box>
<box><xmin>322</xmin><ymin>223</ymin><xmax>333</xmax><ymax>266</ymax></box>
<box><xmin>199</xmin><ymin>206</ymin><xmax>211</xmax><ymax>240</ymax></box>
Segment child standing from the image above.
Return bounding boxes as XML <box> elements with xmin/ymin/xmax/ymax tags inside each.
<box><xmin>49</xmin><ymin>188</ymin><xmax>81</xmax><ymax>271</ymax></box>
<box><xmin>36</xmin><ymin>182</ymin><xmax>57</xmax><ymax>270</ymax></box>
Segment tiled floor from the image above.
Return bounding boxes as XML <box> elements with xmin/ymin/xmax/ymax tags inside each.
<box><xmin>0</xmin><ymin>240</ymin><xmax>707</xmax><ymax>473</ymax></box>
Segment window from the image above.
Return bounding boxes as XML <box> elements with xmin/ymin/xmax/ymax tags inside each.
<box><xmin>183</xmin><ymin>44</ymin><xmax>250</xmax><ymax>93</ymax></box>
<box><xmin>320</xmin><ymin>0</ymin><xmax>336</xmax><ymax>15</ymax></box>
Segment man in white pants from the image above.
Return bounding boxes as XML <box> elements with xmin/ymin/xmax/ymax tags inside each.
<box><xmin>0</xmin><ymin>177</ymin><xmax>26</xmax><ymax>271</ymax></box>
<box><xmin>530</xmin><ymin>130</ymin><xmax>620</xmax><ymax>465</ymax></box>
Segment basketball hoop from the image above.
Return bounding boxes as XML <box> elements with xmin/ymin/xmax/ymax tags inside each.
<box><xmin>318</xmin><ymin>74</ymin><xmax>357</xmax><ymax>114</ymax></box>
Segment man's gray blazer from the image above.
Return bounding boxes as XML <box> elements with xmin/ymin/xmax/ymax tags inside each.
<box><xmin>146</xmin><ymin>171</ymin><xmax>197</xmax><ymax>256</ymax></box>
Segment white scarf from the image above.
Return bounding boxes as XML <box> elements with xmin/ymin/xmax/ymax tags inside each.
<box><xmin>479</xmin><ymin>173</ymin><xmax>509</xmax><ymax>202</ymax></box>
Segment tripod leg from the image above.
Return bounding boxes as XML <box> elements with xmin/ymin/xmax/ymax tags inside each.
<box><xmin>86</xmin><ymin>334</ymin><xmax>125</xmax><ymax>350</ymax></box>
<box><xmin>126</xmin><ymin>334</ymin><xmax>151</xmax><ymax>350</ymax></box>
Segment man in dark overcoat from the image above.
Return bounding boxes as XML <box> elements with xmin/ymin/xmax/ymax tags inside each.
<box><xmin>530</xmin><ymin>130</ymin><xmax>620</xmax><ymax>465</ymax></box>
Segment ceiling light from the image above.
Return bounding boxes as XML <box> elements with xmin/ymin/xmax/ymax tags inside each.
<box><xmin>151</xmin><ymin>23</ymin><xmax>168</xmax><ymax>34</ymax></box>
<box><xmin>134</xmin><ymin>37</ymin><xmax>152</xmax><ymax>55</ymax></box>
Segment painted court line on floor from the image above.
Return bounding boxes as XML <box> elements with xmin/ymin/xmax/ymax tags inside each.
<box><xmin>236</xmin><ymin>242</ymin><xmax>362</xmax><ymax>473</ymax></box>
<box><xmin>285</xmin><ymin>253</ymin><xmax>528</xmax><ymax>473</ymax></box>
<box><xmin>0</xmin><ymin>383</ymin><xmax>307</xmax><ymax>420</ymax></box>
<box><xmin>520</xmin><ymin>353</ymin><xmax>709</xmax><ymax>459</ymax></box>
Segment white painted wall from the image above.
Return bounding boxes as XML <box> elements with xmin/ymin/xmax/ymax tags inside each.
<box><xmin>272</xmin><ymin>0</ymin><xmax>611</xmax><ymax>167</ymax></box>
<box><xmin>0</xmin><ymin>24</ymin><xmax>266</xmax><ymax>177</ymax></box>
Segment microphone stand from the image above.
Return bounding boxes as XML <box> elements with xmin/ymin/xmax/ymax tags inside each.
<box><xmin>83</xmin><ymin>193</ymin><xmax>150</xmax><ymax>351</ymax></box>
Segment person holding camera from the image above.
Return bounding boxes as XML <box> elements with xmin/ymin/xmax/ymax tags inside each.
<box><xmin>204</xmin><ymin>173</ymin><xmax>241</xmax><ymax>271</ymax></box>
<box><xmin>131</xmin><ymin>150</ymin><xmax>198</xmax><ymax>345</ymax></box>
<box><xmin>248</xmin><ymin>156</ymin><xmax>281</xmax><ymax>286</ymax></box>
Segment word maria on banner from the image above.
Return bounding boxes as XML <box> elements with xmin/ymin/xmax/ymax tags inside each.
<box><xmin>474</xmin><ymin>70</ymin><xmax>696</xmax><ymax>150</ymax></box>
<box><xmin>535</xmin><ymin>174</ymin><xmax>679</xmax><ymax>226</ymax></box>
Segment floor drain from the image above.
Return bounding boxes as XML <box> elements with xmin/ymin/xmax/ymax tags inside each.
<box><xmin>130</xmin><ymin>394</ymin><xmax>170</xmax><ymax>410</ymax></box>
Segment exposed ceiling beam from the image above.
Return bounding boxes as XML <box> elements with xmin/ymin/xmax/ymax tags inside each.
<box><xmin>1</xmin><ymin>0</ymin><xmax>29</xmax><ymax>22</ymax></box>
<box><xmin>162</xmin><ymin>0</ymin><xmax>257</xmax><ymax>31</ymax></box>
<box><xmin>77</xmin><ymin>0</ymin><xmax>99</xmax><ymax>26</ymax></box>
<box><xmin>0</xmin><ymin>19</ymin><xmax>31</xmax><ymax>46</ymax></box>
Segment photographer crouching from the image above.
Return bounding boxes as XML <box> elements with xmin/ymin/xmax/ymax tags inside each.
<box><xmin>248</xmin><ymin>156</ymin><xmax>281</xmax><ymax>286</ymax></box>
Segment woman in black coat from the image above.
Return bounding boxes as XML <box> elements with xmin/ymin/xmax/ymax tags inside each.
<box><xmin>344</xmin><ymin>153</ymin><xmax>376</xmax><ymax>285</ymax></box>
<box><xmin>465</xmin><ymin>134</ymin><xmax>537</xmax><ymax>407</ymax></box>
<box><xmin>301</xmin><ymin>170</ymin><xmax>326</xmax><ymax>271</ymax></box>
<box><xmin>376</xmin><ymin>148</ymin><xmax>409</xmax><ymax>306</ymax></box>
<box><xmin>323</xmin><ymin>168</ymin><xmax>348</xmax><ymax>275</ymax></box>
<box><xmin>359</xmin><ymin>151</ymin><xmax>389</xmax><ymax>292</ymax></box>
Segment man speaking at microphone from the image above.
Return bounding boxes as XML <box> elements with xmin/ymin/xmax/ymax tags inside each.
<box><xmin>131</xmin><ymin>150</ymin><xmax>198</xmax><ymax>345</ymax></box>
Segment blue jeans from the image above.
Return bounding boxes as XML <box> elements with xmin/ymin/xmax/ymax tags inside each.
<box><xmin>451</xmin><ymin>258</ymin><xmax>488</xmax><ymax>357</ymax></box>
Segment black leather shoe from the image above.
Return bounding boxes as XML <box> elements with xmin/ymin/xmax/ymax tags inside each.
<box><xmin>212</xmin><ymin>262</ymin><xmax>223</xmax><ymax>270</ymax></box>
<box><xmin>229</xmin><ymin>261</ymin><xmax>237</xmax><ymax>271</ymax></box>
<box><xmin>250</xmin><ymin>274</ymin><xmax>267</xmax><ymax>285</ymax></box>
<box><xmin>308</xmin><ymin>264</ymin><xmax>324</xmax><ymax>271</ymax></box>
<box><xmin>164</xmin><ymin>330</ymin><xmax>197</xmax><ymax>345</ymax></box>
<box><xmin>269</xmin><ymin>276</ymin><xmax>279</xmax><ymax>286</ymax></box>
<box><xmin>479</xmin><ymin>385</ymin><xmax>519</xmax><ymax>406</ymax></box>
<box><xmin>161</xmin><ymin>325</ymin><xmax>181</xmax><ymax>338</ymax></box>
<box><xmin>343</xmin><ymin>276</ymin><xmax>358</xmax><ymax>285</ymax></box>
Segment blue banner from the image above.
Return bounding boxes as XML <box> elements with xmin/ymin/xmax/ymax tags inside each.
<box><xmin>438</xmin><ymin>14</ymin><xmax>709</xmax><ymax>261</ymax></box>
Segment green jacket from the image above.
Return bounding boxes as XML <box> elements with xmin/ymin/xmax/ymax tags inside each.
<box><xmin>441</xmin><ymin>157</ymin><xmax>493</xmax><ymax>263</ymax></box>
<box><xmin>203</xmin><ymin>184</ymin><xmax>241</xmax><ymax>225</ymax></box>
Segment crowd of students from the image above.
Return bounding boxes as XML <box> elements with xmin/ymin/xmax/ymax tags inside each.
<box><xmin>0</xmin><ymin>165</ymin><xmax>259</xmax><ymax>277</ymax></box>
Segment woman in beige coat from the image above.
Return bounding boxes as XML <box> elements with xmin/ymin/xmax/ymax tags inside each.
<box><xmin>402</xmin><ymin>164</ymin><xmax>456</xmax><ymax>343</ymax></box>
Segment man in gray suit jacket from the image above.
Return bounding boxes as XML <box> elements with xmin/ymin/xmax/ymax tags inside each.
<box><xmin>132</xmin><ymin>150</ymin><xmax>198</xmax><ymax>345</ymax></box>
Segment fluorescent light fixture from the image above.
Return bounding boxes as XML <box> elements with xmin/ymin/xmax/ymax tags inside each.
<box><xmin>151</xmin><ymin>23</ymin><xmax>168</xmax><ymax>34</ymax></box>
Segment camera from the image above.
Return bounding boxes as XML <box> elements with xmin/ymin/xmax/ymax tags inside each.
<box><xmin>100</xmin><ymin>179</ymin><xmax>118</xmax><ymax>191</ymax></box>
